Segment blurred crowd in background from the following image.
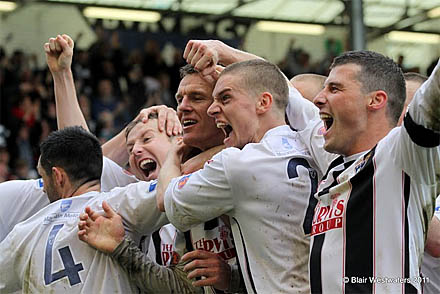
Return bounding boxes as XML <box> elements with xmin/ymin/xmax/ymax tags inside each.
<box><xmin>0</xmin><ymin>28</ymin><xmax>438</xmax><ymax>182</ymax></box>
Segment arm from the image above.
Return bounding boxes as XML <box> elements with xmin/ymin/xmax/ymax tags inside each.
<box><xmin>113</xmin><ymin>238</ymin><xmax>200</xmax><ymax>293</ymax></box>
<box><xmin>44</xmin><ymin>34</ymin><xmax>88</xmax><ymax>131</ymax></box>
<box><xmin>78</xmin><ymin>201</ymin><xmax>200</xmax><ymax>293</ymax></box>
<box><xmin>184</xmin><ymin>40</ymin><xmax>263</xmax><ymax>78</ymax></box>
<box><xmin>157</xmin><ymin>139</ymin><xmax>183</xmax><ymax>212</ymax></box>
<box><xmin>398</xmin><ymin>58</ymin><xmax>440</xmax><ymax>184</ymax></box>
<box><xmin>162</xmin><ymin>150</ymin><xmax>235</xmax><ymax>232</ymax></box>
<box><xmin>425</xmin><ymin>215</ymin><xmax>440</xmax><ymax>257</ymax></box>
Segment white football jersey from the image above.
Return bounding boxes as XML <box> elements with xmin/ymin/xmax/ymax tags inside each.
<box><xmin>306</xmin><ymin>61</ymin><xmax>440</xmax><ymax>294</ymax></box>
<box><xmin>164</xmin><ymin>125</ymin><xmax>320</xmax><ymax>293</ymax></box>
<box><xmin>0</xmin><ymin>156</ymin><xmax>137</xmax><ymax>243</ymax></box>
<box><xmin>421</xmin><ymin>196</ymin><xmax>440</xmax><ymax>294</ymax></box>
<box><xmin>0</xmin><ymin>180</ymin><xmax>167</xmax><ymax>293</ymax></box>
<box><xmin>148</xmin><ymin>218</ymin><xmax>237</xmax><ymax>294</ymax></box>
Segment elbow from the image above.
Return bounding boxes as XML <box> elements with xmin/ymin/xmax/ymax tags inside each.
<box><xmin>426</xmin><ymin>240</ymin><xmax>440</xmax><ymax>258</ymax></box>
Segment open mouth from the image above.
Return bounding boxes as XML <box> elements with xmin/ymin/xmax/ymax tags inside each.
<box><xmin>216</xmin><ymin>122</ymin><xmax>233</xmax><ymax>138</ymax></box>
<box><xmin>182</xmin><ymin>119</ymin><xmax>197</xmax><ymax>128</ymax></box>
<box><xmin>320</xmin><ymin>114</ymin><xmax>334</xmax><ymax>132</ymax></box>
<box><xmin>139</xmin><ymin>159</ymin><xmax>157</xmax><ymax>178</ymax></box>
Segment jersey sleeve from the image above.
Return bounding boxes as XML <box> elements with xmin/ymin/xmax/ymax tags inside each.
<box><xmin>0</xmin><ymin>179</ymin><xmax>48</xmax><ymax>242</ymax></box>
<box><xmin>111</xmin><ymin>237</ymin><xmax>201</xmax><ymax>294</ymax></box>
<box><xmin>285</xmin><ymin>84</ymin><xmax>319</xmax><ymax>131</ymax></box>
<box><xmin>105</xmin><ymin>181</ymin><xmax>168</xmax><ymax>240</ymax></box>
<box><xmin>164</xmin><ymin>150</ymin><xmax>235</xmax><ymax>233</ymax></box>
<box><xmin>101</xmin><ymin>156</ymin><xmax>138</xmax><ymax>192</ymax></box>
<box><xmin>392</xmin><ymin>58</ymin><xmax>440</xmax><ymax>185</ymax></box>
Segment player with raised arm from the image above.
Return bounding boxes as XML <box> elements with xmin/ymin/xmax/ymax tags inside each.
<box><xmin>156</xmin><ymin>59</ymin><xmax>320</xmax><ymax>293</ymax></box>
<box><xmin>44</xmin><ymin>35</ymin><xmax>240</xmax><ymax>293</ymax></box>
<box><xmin>301</xmin><ymin>52</ymin><xmax>439</xmax><ymax>293</ymax></box>
<box><xmin>78</xmin><ymin>64</ymin><xmax>244</xmax><ymax>294</ymax></box>
<box><xmin>0</xmin><ymin>126</ymin><xmax>176</xmax><ymax>292</ymax></box>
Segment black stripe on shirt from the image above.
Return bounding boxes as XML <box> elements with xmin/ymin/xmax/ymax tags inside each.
<box><xmin>318</xmin><ymin>159</ymin><xmax>355</xmax><ymax>197</ymax></box>
<box><xmin>232</xmin><ymin>217</ymin><xmax>257</xmax><ymax>294</ymax></box>
<box><xmin>310</xmin><ymin>233</ymin><xmax>325</xmax><ymax>294</ymax></box>
<box><xmin>404</xmin><ymin>113</ymin><xmax>440</xmax><ymax>147</ymax></box>
<box><xmin>403</xmin><ymin>173</ymin><xmax>417</xmax><ymax>294</ymax></box>
<box><xmin>152</xmin><ymin>230</ymin><xmax>162</xmax><ymax>265</ymax></box>
<box><xmin>344</xmin><ymin>148</ymin><xmax>376</xmax><ymax>293</ymax></box>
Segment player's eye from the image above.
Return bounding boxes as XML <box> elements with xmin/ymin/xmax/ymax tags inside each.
<box><xmin>221</xmin><ymin>95</ymin><xmax>230</xmax><ymax>103</ymax></box>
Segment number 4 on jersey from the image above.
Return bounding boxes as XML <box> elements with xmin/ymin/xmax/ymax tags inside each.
<box><xmin>44</xmin><ymin>224</ymin><xmax>84</xmax><ymax>286</ymax></box>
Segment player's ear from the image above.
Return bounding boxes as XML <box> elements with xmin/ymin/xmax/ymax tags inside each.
<box><xmin>367</xmin><ymin>90</ymin><xmax>387</xmax><ymax>111</ymax></box>
<box><xmin>52</xmin><ymin>167</ymin><xmax>65</xmax><ymax>186</ymax></box>
<box><xmin>256</xmin><ymin>92</ymin><xmax>273</xmax><ymax>114</ymax></box>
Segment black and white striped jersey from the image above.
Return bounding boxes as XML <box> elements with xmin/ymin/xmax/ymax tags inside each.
<box><xmin>287</xmin><ymin>60</ymin><xmax>440</xmax><ymax>294</ymax></box>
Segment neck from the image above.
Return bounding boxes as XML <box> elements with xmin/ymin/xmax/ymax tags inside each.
<box><xmin>256</xmin><ymin>115</ymin><xmax>286</xmax><ymax>143</ymax></box>
<box><xmin>67</xmin><ymin>179</ymin><xmax>101</xmax><ymax>198</ymax></box>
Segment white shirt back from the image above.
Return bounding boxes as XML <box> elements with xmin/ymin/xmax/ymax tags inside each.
<box><xmin>0</xmin><ymin>180</ymin><xmax>167</xmax><ymax>293</ymax></box>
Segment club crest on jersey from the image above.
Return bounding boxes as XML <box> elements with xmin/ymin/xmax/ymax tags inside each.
<box><xmin>38</xmin><ymin>178</ymin><xmax>44</xmax><ymax>188</ymax></box>
<box><xmin>355</xmin><ymin>152</ymin><xmax>372</xmax><ymax>173</ymax></box>
<box><xmin>60</xmin><ymin>199</ymin><xmax>72</xmax><ymax>212</ymax></box>
<box><xmin>149</xmin><ymin>180</ymin><xmax>157</xmax><ymax>192</ymax></box>
<box><xmin>282</xmin><ymin>137</ymin><xmax>293</xmax><ymax>150</ymax></box>
<box><xmin>178</xmin><ymin>174</ymin><xmax>191</xmax><ymax>189</ymax></box>
<box><xmin>311</xmin><ymin>197</ymin><xmax>345</xmax><ymax>236</ymax></box>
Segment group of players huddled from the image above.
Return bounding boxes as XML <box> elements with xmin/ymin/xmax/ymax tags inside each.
<box><xmin>0</xmin><ymin>33</ymin><xmax>439</xmax><ymax>294</ymax></box>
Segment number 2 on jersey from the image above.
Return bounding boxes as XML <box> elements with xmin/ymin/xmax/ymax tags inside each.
<box><xmin>44</xmin><ymin>224</ymin><xmax>84</xmax><ymax>286</ymax></box>
<box><xmin>287</xmin><ymin>158</ymin><xmax>318</xmax><ymax>235</ymax></box>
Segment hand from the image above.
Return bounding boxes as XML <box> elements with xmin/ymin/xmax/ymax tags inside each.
<box><xmin>137</xmin><ymin>105</ymin><xmax>182</xmax><ymax>136</ymax></box>
<box><xmin>44</xmin><ymin>34</ymin><xmax>74</xmax><ymax>73</ymax></box>
<box><xmin>182</xmin><ymin>250</ymin><xmax>231</xmax><ymax>291</ymax></box>
<box><xmin>77</xmin><ymin>201</ymin><xmax>125</xmax><ymax>254</ymax></box>
<box><xmin>183</xmin><ymin>40</ymin><xmax>224</xmax><ymax>77</ymax></box>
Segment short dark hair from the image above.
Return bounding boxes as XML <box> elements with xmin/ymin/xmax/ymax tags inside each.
<box><xmin>331</xmin><ymin>51</ymin><xmax>406</xmax><ymax>126</ymax></box>
<box><xmin>40</xmin><ymin>126</ymin><xmax>102</xmax><ymax>185</ymax></box>
<box><xmin>221</xmin><ymin>59</ymin><xmax>289</xmax><ymax>112</ymax></box>
<box><xmin>403</xmin><ymin>72</ymin><xmax>428</xmax><ymax>84</ymax></box>
<box><xmin>179</xmin><ymin>64</ymin><xmax>199</xmax><ymax>79</ymax></box>
<box><xmin>125</xmin><ymin>112</ymin><xmax>158</xmax><ymax>141</ymax></box>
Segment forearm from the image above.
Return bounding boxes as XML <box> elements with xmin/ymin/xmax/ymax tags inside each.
<box><xmin>157</xmin><ymin>154</ymin><xmax>181</xmax><ymax>212</ymax></box>
<box><xmin>52</xmin><ymin>69</ymin><xmax>89</xmax><ymax>131</ymax></box>
<box><xmin>216</xmin><ymin>41</ymin><xmax>263</xmax><ymax>66</ymax></box>
<box><xmin>102</xmin><ymin>129</ymin><xmax>129</xmax><ymax>167</ymax></box>
<box><xmin>426</xmin><ymin>216</ymin><xmax>440</xmax><ymax>257</ymax></box>
<box><xmin>112</xmin><ymin>237</ymin><xmax>200</xmax><ymax>294</ymax></box>
<box><xmin>408</xmin><ymin>58</ymin><xmax>440</xmax><ymax>131</ymax></box>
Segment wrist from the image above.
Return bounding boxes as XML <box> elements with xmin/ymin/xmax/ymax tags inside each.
<box><xmin>51</xmin><ymin>68</ymin><xmax>72</xmax><ymax>79</ymax></box>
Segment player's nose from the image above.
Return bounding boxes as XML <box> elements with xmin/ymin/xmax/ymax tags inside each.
<box><xmin>207</xmin><ymin>101</ymin><xmax>221</xmax><ymax>117</ymax></box>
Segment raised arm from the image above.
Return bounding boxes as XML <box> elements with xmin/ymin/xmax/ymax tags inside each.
<box><xmin>78</xmin><ymin>201</ymin><xmax>200</xmax><ymax>294</ymax></box>
<box><xmin>44</xmin><ymin>34</ymin><xmax>88</xmax><ymax>131</ymax></box>
<box><xmin>184</xmin><ymin>40</ymin><xmax>263</xmax><ymax>78</ymax></box>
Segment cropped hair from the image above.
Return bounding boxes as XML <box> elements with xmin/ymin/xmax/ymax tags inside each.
<box><xmin>221</xmin><ymin>59</ymin><xmax>289</xmax><ymax>112</ymax></box>
<box><xmin>179</xmin><ymin>64</ymin><xmax>199</xmax><ymax>79</ymax></box>
<box><xmin>125</xmin><ymin>112</ymin><xmax>159</xmax><ymax>141</ymax></box>
<box><xmin>39</xmin><ymin>126</ymin><xmax>102</xmax><ymax>185</ymax></box>
<box><xmin>331</xmin><ymin>51</ymin><xmax>406</xmax><ymax>126</ymax></box>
